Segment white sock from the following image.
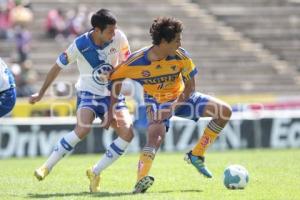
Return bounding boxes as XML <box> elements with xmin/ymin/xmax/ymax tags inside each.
<box><xmin>44</xmin><ymin>131</ymin><xmax>81</xmax><ymax>170</ymax></box>
<box><xmin>93</xmin><ymin>137</ymin><xmax>129</xmax><ymax>175</ymax></box>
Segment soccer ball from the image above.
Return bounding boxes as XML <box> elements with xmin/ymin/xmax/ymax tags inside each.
<box><xmin>223</xmin><ymin>164</ymin><xmax>249</xmax><ymax>189</ymax></box>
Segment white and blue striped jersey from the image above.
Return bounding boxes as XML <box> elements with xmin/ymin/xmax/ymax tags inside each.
<box><xmin>0</xmin><ymin>58</ymin><xmax>15</xmax><ymax>92</ymax></box>
<box><xmin>56</xmin><ymin>29</ymin><xmax>130</xmax><ymax>96</ymax></box>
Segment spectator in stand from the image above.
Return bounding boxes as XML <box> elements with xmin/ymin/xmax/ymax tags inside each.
<box><xmin>0</xmin><ymin>0</ymin><xmax>14</xmax><ymax>39</ymax></box>
<box><xmin>18</xmin><ymin>59</ymin><xmax>37</xmax><ymax>96</ymax></box>
<box><xmin>11</xmin><ymin>59</ymin><xmax>37</xmax><ymax>97</ymax></box>
<box><xmin>10</xmin><ymin>0</ymin><xmax>33</xmax><ymax>26</ymax></box>
<box><xmin>14</xmin><ymin>24</ymin><xmax>31</xmax><ymax>63</ymax></box>
<box><xmin>68</xmin><ymin>4</ymin><xmax>88</xmax><ymax>37</ymax></box>
<box><xmin>9</xmin><ymin>0</ymin><xmax>33</xmax><ymax>63</ymax></box>
<box><xmin>45</xmin><ymin>8</ymin><xmax>68</xmax><ymax>39</ymax></box>
<box><xmin>16</xmin><ymin>0</ymin><xmax>32</xmax><ymax>10</ymax></box>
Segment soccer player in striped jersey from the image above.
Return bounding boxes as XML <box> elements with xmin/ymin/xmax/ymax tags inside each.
<box><xmin>29</xmin><ymin>9</ymin><xmax>134</xmax><ymax>193</ymax></box>
<box><xmin>0</xmin><ymin>57</ymin><xmax>16</xmax><ymax>117</ymax></box>
<box><xmin>106</xmin><ymin>17</ymin><xmax>232</xmax><ymax>193</ymax></box>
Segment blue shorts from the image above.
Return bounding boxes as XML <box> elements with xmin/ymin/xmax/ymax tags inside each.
<box><xmin>76</xmin><ymin>91</ymin><xmax>127</xmax><ymax>118</ymax></box>
<box><xmin>144</xmin><ymin>92</ymin><xmax>210</xmax><ymax>130</ymax></box>
<box><xmin>0</xmin><ymin>87</ymin><xmax>17</xmax><ymax>117</ymax></box>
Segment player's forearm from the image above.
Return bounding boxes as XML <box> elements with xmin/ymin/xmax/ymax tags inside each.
<box><xmin>110</xmin><ymin>80</ymin><xmax>123</xmax><ymax>109</ymax></box>
<box><xmin>39</xmin><ymin>63</ymin><xmax>62</xmax><ymax>96</ymax></box>
<box><xmin>176</xmin><ymin>78</ymin><xmax>195</xmax><ymax>103</ymax></box>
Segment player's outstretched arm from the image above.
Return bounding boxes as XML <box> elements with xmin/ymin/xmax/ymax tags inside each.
<box><xmin>29</xmin><ymin>63</ymin><xmax>62</xmax><ymax>104</ymax></box>
<box><xmin>102</xmin><ymin>80</ymin><xmax>123</xmax><ymax>129</ymax></box>
<box><xmin>177</xmin><ymin>76</ymin><xmax>196</xmax><ymax>103</ymax></box>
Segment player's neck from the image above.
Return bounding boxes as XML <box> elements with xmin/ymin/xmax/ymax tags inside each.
<box><xmin>91</xmin><ymin>31</ymin><xmax>106</xmax><ymax>47</ymax></box>
<box><xmin>148</xmin><ymin>46</ymin><xmax>168</xmax><ymax>61</ymax></box>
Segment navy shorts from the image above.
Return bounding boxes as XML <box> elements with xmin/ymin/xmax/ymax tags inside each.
<box><xmin>76</xmin><ymin>91</ymin><xmax>127</xmax><ymax>118</ymax></box>
<box><xmin>144</xmin><ymin>92</ymin><xmax>210</xmax><ymax>130</ymax></box>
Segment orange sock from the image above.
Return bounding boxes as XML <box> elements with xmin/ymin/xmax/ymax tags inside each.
<box><xmin>192</xmin><ymin>122</ymin><xmax>221</xmax><ymax>157</ymax></box>
<box><xmin>137</xmin><ymin>147</ymin><xmax>156</xmax><ymax>181</ymax></box>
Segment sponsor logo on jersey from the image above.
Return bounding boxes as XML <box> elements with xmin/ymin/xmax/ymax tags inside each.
<box><xmin>142</xmin><ymin>70</ymin><xmax>151</xmax><ymax>77</ymax></box>
<box><xmin>141</xmin><ymin>72</ymin><xmax>180</xmax><ymax>84</ymax></box>
<box><xmin>92</xmin><ymin>63</ymin><xmax>113</xmax><ymax>86</ymax></box>
<box><xmin>81</xmin><ymin>47</ymin><xmax>90</xmax><ymax>53</ymax></box>
<box><xmin>110</xmin><ymin>47</ymin><xmax>117</xmax><ymax>54</ymax></box>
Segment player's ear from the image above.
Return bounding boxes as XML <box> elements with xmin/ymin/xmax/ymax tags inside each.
<box><xmin>94</xmin><ymin>27</ymin><xmax>100</xmax><ymax>33</ymax></box>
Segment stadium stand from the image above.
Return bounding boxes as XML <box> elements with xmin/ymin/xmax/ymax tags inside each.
<box><xmin>192</xmin><ymin>0</ymin><xmax>300</xmax><ymax>93</ymax></box>
<box><xmin>1</xmin><ymin>0</ymin><xmax>300</xmax><ymax>97</ymax></box>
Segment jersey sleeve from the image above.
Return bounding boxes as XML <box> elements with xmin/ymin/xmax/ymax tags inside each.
<box><xmin>118</xmin><ymin>30</ymin><xmax>131</xmax><ymax>62</ymax></box>
<box><xmin>180</xmin><ymin>49</ymin><xmax>198</xmax><ymax>82</ymax></box>
<box><xmin>56</xmin><ymin>42</ymin><xmax>78</xmax><ymax>69</ymax></box>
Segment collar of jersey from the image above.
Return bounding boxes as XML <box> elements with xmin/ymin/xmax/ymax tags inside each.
<box><xmin>144</xmin><ymin>46</ymin><xmax>177</xmax><ymax>63</ymax></box>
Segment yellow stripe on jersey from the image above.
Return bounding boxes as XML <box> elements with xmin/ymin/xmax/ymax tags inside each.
<box><xmin>176</xmin><ymin>50</ymin><xmax>187</xmax><ymax>60</ymax></box>
<box><xmin>111</xmin><ymin>47</ymin><xmax>197</xmax><ymax>103</ymax></box>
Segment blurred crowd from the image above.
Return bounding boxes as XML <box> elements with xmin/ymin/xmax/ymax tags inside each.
<box><xmin>0</xmin><ymin>0</ymin><xmax>90</xmax><ymax>97</ymax></box>
<box><xmin>45</xmin><ymin>4</ymin><xmax>90</xmax><ymax>41</ymax></box>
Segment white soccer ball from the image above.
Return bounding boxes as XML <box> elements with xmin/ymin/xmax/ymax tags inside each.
<box><xmin>223</xmin><ymin>164</ymin><xmax>249</xmax><ymax>189</ymax></box>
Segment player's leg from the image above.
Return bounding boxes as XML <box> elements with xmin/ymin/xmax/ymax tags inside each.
<box><xmin>88</xmin><ymin>108</ymin><xmax>134</xmax><ymax>192</ymax></box>
<box><xmin>133</xmin><ymin>103</ymin><xmax>167</xmax><ymax>193</ymax></box>
<box><xmin>0</xmin><ymin>88</ymin><xmax>16</xmax><ymax>117</ymax></box>
<box><xmin>34</xmin><ymin>108</ymin><xmax>95</xmax><ymax>181</ymax></box>
<box><xmin>133</xmin><ymin>123</ymin><xmax>165</xmax><ymax>194</ymax></box>
<box><xmin>192</xmin><ymin>94</ymin><xmax>231</xmax><ymax>158</ymax></box>
<box><xmin>178</xmin><ymin>92</ymin><xmax>232</xmax><ymax>178</ymax></box>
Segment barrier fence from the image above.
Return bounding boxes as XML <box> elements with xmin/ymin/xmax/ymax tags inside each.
<box><xmin>1</xmin><ymin>111</ymin><xmax>300</xmax><ymax>158</ymax></box>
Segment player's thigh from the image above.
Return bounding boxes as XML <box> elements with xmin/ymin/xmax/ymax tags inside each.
<box><xmin>202</xmin><ymin>95</ymin><xmax>231</xmax><ymax>119</ymax></box>
<box><xmin>147</xmin><ymin>122</ymin><xmax>166</xmax><ymax>147</ymax></box>
<box><xmin>111</xmin><ymin>108</ymin><xmax>134</xmax><ymax>141</ymax></box>
<box><xmin>75</xmin><ymin>107</ymin><xmax>95</xmax><ymax>138</ymax></box>
<box><xmin>174</xmin><ymin>92</ymin><xmax>209</xmax><ymax>120</ymax></box>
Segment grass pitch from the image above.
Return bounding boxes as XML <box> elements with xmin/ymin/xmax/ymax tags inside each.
<box><xmin>0</xmin><ymin>149</ymin><xmax>299</xmax><ymax>200</ymax></box>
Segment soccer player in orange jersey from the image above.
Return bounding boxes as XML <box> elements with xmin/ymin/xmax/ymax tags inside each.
<box><xmin>105</xmin><ymin>17</ymin><xmax>232</xmax><ymax>193</ymax></box>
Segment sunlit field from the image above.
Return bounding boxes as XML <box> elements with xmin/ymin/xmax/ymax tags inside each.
<box><xmin>0</xmin><ymin>149</ymin><xmax>299</xmax><ymax>200</ymax></box>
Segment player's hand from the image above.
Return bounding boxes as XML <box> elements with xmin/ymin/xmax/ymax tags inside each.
<box><xmin>29</xmin><ymin>93</ymin><xmax>43</xmax><ymax>104</ymax></box>
<box><xmin>156</xmin><ymin>108</ymin><xmax>172</xmax><ymax>124</ymax></box>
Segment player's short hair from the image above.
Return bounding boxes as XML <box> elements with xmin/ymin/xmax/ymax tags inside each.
<box><xmin>150</xmin><ymin>17</ymin><xmax>183</xmax><ymax>45</ymax></box>
<box><xmin>91</xmin><ymin>9</ymin><xmax>117</xmax><ymax>31</ymax></box>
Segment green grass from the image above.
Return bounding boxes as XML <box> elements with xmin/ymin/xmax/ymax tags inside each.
<box><xmin>0</xmin><ymin>149</ymin><xmax>300</xmax><ymax>200</ymax></box>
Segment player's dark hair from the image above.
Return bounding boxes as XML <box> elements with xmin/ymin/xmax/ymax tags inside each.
<box><xmin>150</xmin><ymin>17</ymin><xmax>183</xmax><ymax>45</ymax></box>
<box><xmin>91</xmin><ymin>9</ymin><xmax>117</xmax><ymax>31</ymax></box>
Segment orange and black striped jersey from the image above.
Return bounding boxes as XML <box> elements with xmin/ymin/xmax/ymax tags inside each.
<box><xmin>110</xmin><ymin>46</ymin><xmax>198</xmax><ymax>103</ymax></box>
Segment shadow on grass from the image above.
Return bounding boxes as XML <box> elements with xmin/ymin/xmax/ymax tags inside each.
<box><xmin>27</xmin><ymin>189</ymin><xmax>202</xmax><ymax>198</ymax></box>
<box><xmin>27</xmin><ymin>191</ymin><xmax>133</xmax><ymax>198</ymax></box>
<box><xmin>155</xmin><ymin>189</ymin><xmax>203</xmax><ymax>193</ymax></box>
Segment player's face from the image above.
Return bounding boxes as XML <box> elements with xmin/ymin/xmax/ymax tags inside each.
<box><xmin>166</xmin><ymin>33</ymin><xmax>182</xmax><ymax>55</ymax></box>
<box><xmin>99</xmin><ymin>24</ymin><xmax>116</xmax><ymax>43</ymax></box>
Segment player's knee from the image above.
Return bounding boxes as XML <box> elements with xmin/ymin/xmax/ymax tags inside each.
<box><xmin>124</xmin><ymin>128</ymin><xmax>134</xmax><ymax>142</ymax></box>
<box><xmin>118</xmin><ymin>127</ymin><xmax>134</xmax><ymax>142</ymax></box>
<box><xmin>74</xmin><ymin>126</ymin><xmax>91</xmax><ymax>139</ymax></box>
<box><xmin>220</xmin><ymin>103</ymin><xmax>232</xmax><ymax>121</ymax></box>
